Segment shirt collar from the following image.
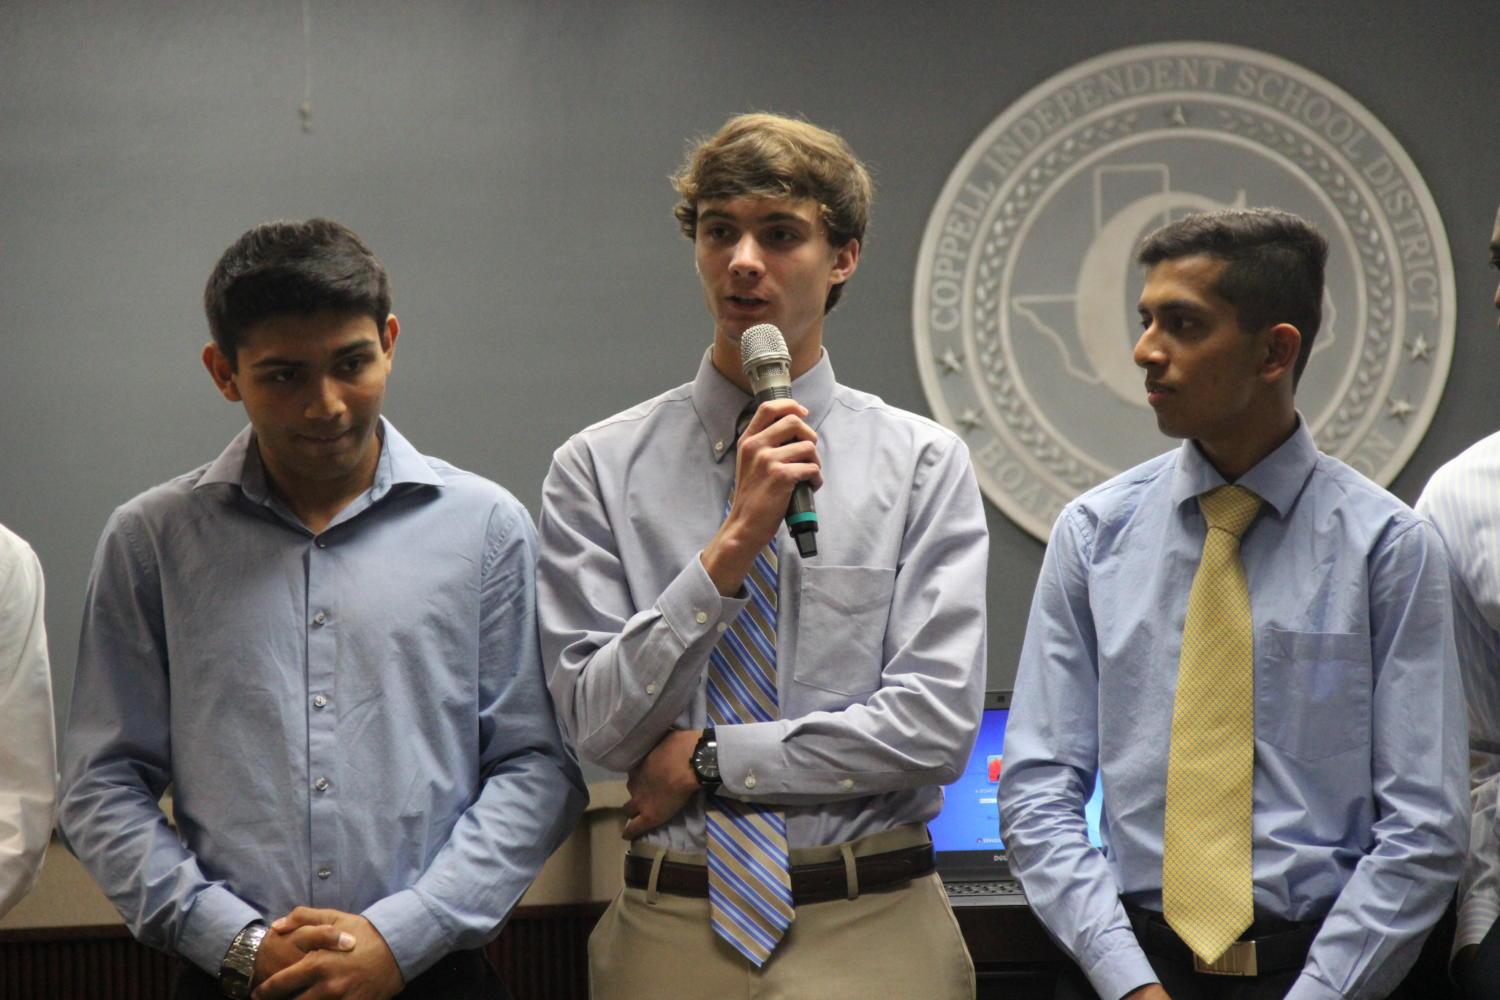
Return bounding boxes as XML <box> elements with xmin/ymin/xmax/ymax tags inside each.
<box><xmin>195</xmin><ymin>424</ymin><xmax>261</xmax><ymax>496</ymax></box>
<box><xmin>193</xmin><ymin>417</ymin><xmax>443</xmax><ymax>504</ymax></box>
<box><xmin>689</xmin><ymin>347</ymin><xmax>838</xmax><ymax>463</ymax></box>
<box><xmin>1168</xmin><ymin>414</ymin><xmax>1317</xmax><ymax>519</ymax></box>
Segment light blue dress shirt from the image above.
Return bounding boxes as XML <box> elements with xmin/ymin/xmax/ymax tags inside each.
<box><xmin>999</xmin><ymin>421</ymin><xmax>1468</xmax><ymax>1000</ymax></box>
<box><xmin>538</xmin><ymin>350</ymin><xmax>988</xmax><ymax>853</ymax></box>
<box><xmin>59</xmin><ymin>420</ymin><xmax>586</xmax><ymax>980</ymax></box>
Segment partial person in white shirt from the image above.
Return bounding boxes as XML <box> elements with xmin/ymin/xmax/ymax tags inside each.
<box><xmin>1415</xmin><ymin>202</ymin><xmax>1500</xmax><ymax>999</ymax></box>
<box><xmin>0</xmin><ymin>521</ymin><xmax>56</xmax><ymax>918</ymax></box>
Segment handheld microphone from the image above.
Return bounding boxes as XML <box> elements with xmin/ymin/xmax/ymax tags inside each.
<box><xmin>740</xmin><ymin>324</ymin><xmax>818</xmax><ymax>558</ymax></box>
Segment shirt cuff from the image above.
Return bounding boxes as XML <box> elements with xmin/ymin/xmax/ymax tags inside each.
<box><xmin>1454</xmin><ymin>896</ymin><xmax>1500</xmax><ymax>953</ymax></box>
<box><xmin>177</xmin><ymin>883</ymin><xmax>262</xmax><ymax>976</ymax></box>
<box><xmin>715</xmin><ymin>720</ymin><xmax>791</xmax><ymax>796</ymax></box>
<box><xmin>1283</xmin><ymin>971</ymin><xmax>1345</xmax><ymax>1000</ymax></box>
<box><xmin>363</xmin><ymin>888</ymin><xmax>452</xmax><ymax>983</ymax></box>
<box><xmin>658</xmin><ymin>555</ymin><xmax>750</xmax><ymax>648</ymax></box>
<box><xmin>1080</xmin><ymin>928</ymin><xmax>1158</xmax><ymax>1000</ymax></box>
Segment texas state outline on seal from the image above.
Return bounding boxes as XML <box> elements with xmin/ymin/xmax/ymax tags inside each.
<box><xmin>913</xmin><ymin>41</ymin><xmax>1454</xmax><ymax>542</ymax></box>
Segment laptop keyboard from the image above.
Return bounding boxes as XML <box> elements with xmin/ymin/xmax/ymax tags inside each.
<box><xmin>944</xmin><ymin>878</ymin><xmax>1022</xmax><ymax>897</ymax></box>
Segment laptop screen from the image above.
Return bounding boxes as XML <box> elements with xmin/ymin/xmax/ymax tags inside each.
<box><xmin>930</xmin><ymin>692</ymin><xmax>1104</xmax><ymax>855</ymax></box>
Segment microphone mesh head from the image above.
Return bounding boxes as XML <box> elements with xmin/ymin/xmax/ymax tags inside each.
<box><xmin>740</xmin><ymin>324</ymin><xmax>790</xmax><ymax>371</ymax></box>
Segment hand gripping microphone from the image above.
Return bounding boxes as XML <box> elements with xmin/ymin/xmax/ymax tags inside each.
<box><xmin>739</xmin><ymin>323</ymin><xmax>818</xmax><ymax>558</ymax></box>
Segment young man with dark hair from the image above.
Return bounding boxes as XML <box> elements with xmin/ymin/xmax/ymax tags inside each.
<box><xmin>1000</xmin><ymin>208</ymin><xmax>1467</xmax><ymax>1000</ymax></box>
<box><xmin>1416</xmin><ymin>202</ymin><xmax>1500</xmax><ymax>1000</ymax></box>
<box><xmin>60</xmin><ymin>219</ymin><xmax>585</xmax><ymax>1000</ymax></box>
<box><xmin>538</xmin><ymin>112</ymin><xmax>988</xmax><ymax>998</ymax></box>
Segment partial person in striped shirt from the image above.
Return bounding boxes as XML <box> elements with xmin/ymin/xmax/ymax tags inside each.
<box><xmin>1416</xmin><ymin>201</ymin><xmax>1500</xmax><ymax>999</ymax></box>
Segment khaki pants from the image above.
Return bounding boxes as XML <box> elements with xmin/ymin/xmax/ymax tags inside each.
<box><xmin>590</xmin><ymin>826</ymin><xmax>975</xmax><ymax>1000</ymax></box>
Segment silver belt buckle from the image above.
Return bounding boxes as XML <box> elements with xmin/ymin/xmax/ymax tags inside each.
<box><xmin>1193</xmin><ymin>940</ymin><xmax>1258</xmax><ymax>976</ymax></box>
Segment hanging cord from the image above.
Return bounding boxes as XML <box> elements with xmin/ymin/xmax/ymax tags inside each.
<box><xmin>299</xmin><ymin>0</ymin><xmax>314</xmax><ymax>132</ymax></box>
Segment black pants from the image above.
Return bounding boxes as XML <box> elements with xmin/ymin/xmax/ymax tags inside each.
<box><xmin>171</xmin><ymin>948</ymin><xmax>509</xmax><ymax>1000</ymax></box>
<box><xmin>1459</xmin><ymin>916</ymin><xmax>1500</xmax><ymax>999</ymax></box>
<box><xmin>1054</xmin><ymin>951</ymin><xmax>1428</xmax><ymax>1000</ymax></box>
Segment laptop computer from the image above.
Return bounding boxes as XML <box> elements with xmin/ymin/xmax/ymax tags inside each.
<box><xmin>932</xmin><ymin>690</ymin><xmax>1104</xmax><ymax>907</ymax></box>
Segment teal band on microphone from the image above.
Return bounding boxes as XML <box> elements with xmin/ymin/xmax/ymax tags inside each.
<box><xmin>785</xmin><ymin>512</ymin><xmax>819</xmax><ymax>527</ymax></box>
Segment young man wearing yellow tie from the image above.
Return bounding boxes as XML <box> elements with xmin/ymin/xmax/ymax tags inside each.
<box><xmin>999</xmin><ymin>209</ymin><xmax>1467</xmax><ymax>1000</ymax></box>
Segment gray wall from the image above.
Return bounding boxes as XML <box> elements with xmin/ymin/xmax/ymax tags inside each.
<box><xmin>3</xmin><ymin>2</ymin><xmax>1497</xmax><ymax>749</ymax></box>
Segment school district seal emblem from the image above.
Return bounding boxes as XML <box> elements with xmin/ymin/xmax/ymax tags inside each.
<box><xmin>913</xmin><ymin>42</ymin><xmax>1454</xmax><ymax>541</ymax></box>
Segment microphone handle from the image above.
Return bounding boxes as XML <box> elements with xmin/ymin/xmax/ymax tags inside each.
<box><xmin>752</xmin><ymin>386</ymin><xmax>819</xmax><ymax>558</ymax></box>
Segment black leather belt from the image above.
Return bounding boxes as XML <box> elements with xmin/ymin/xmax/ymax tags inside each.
<box><xmin>624</xmin><ymin>844</ymin><xmax>935</xmax><ymax>905</ymax></box>
<box><xmin>1125</xmin><ymin>904</ymin><xmax>1320</xmax><ymax>977</ymax></box>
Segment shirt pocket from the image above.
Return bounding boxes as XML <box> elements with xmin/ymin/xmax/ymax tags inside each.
<box><xmin>1256</xmin><ymin>627</ymin><xmax>1372</xmax><ymax>760</ymax></box>
<box><xmin>794</xmin><ymin>564</ymin><xmax>896</xmax><ymax>698</ymax></box>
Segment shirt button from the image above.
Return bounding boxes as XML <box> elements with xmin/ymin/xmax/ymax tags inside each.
<box><xmin>645</xmin><ymin>683</ymin><xmax>657</xmax><ymax>695</ymax></box>
<box><xmin>315</xmin><ymin>538</ymin><xmax>327</xmax><ymax>549</ymax></box>
<box><xmin>744</xmin><ymin>775</ymin><xmax>758</xmax><ymax>790</ymax></box>
<box><xmin>314</xmin><ymin>776</ymin><xmax>330</xmax><ymax>792</ymax></box>
<box><xmin>312</xmin><ymin>611</ymin><xmax>327</xmax><ymax>626</ymax></box>
<box><xmin>695</xmin><ymin>611</ymin><xmax>709</xmax><ymax>624</ymax></box>
<box><xmin>317</xmin><ymin>867</ymin><xmax>332</xmax><ymax>880</ymax></box>
<box><xmin>714</xmin><ymin>440</ymin><xmax>725</xmax><ymax>453</ymax></box>
<box><xmin>313</xmin><ymin>694</ymin><xmax>328</xmax><ymax>710</ymax></box>
<box><xmin>840</xmin><ymin>778</ymin><xmax>854</xmax><ymax>790</ymax></box>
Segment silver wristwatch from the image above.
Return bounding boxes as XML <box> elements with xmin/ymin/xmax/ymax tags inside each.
<box><xmin>219</xmin><ymin>921</ymin><xmax>268</xmax><ymax>999</ymax></box>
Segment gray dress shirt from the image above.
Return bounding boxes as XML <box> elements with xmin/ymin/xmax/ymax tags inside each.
<box><xmin>1001</xmin><ymin>422</ymin><xmax>1468</xmax><ymax>1000</ymax></box>
<box><xmin>59</xmin><ymin>419</ymin><xmax>586</xmax><ymax>980</ymax></box>
<box><xmin>538</xmin><ymin>350</ymin><xmax>989</xmax><ymax>853</ymax></box>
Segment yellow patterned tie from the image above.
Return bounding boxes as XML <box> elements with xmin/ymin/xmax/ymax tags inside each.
<box><xmin>1162</xmin><ymin>485</ymin><xmax>1261</xmax><ymax>964</ymax></box>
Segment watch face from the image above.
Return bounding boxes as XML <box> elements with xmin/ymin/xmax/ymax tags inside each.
<box><xmin>694</xmin><ymin>740</ymin><xmax>719</xmax><ymax>783</ymax></box>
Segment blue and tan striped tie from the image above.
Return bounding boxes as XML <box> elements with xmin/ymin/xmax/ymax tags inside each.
<box><xmin>705</xmin><ymin>526</ymin><xmax>794</xmax><ymax>966</ymax></box>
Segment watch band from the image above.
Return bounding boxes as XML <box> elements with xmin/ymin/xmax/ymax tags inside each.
<box><xmin>219</xmin><ymin>921</ymin><xmax>268</xmax><ymax>999</ymax></box>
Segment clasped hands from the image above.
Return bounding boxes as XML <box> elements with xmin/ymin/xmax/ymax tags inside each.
<box><xmin>251</xmin><ymin>907</ymin><xmax>405</xmax><ymax>1000</ymax></box>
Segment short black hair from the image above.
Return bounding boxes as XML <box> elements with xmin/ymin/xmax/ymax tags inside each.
<box><xmin>204</xmin><ymin>219</ymin><xmax>390</xmax><ymax>367</ymax></box>
<box><xmin>1137</xmin><ymin>208</ymin><xmax>1328</xmax><ymax>384</ymax></box>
